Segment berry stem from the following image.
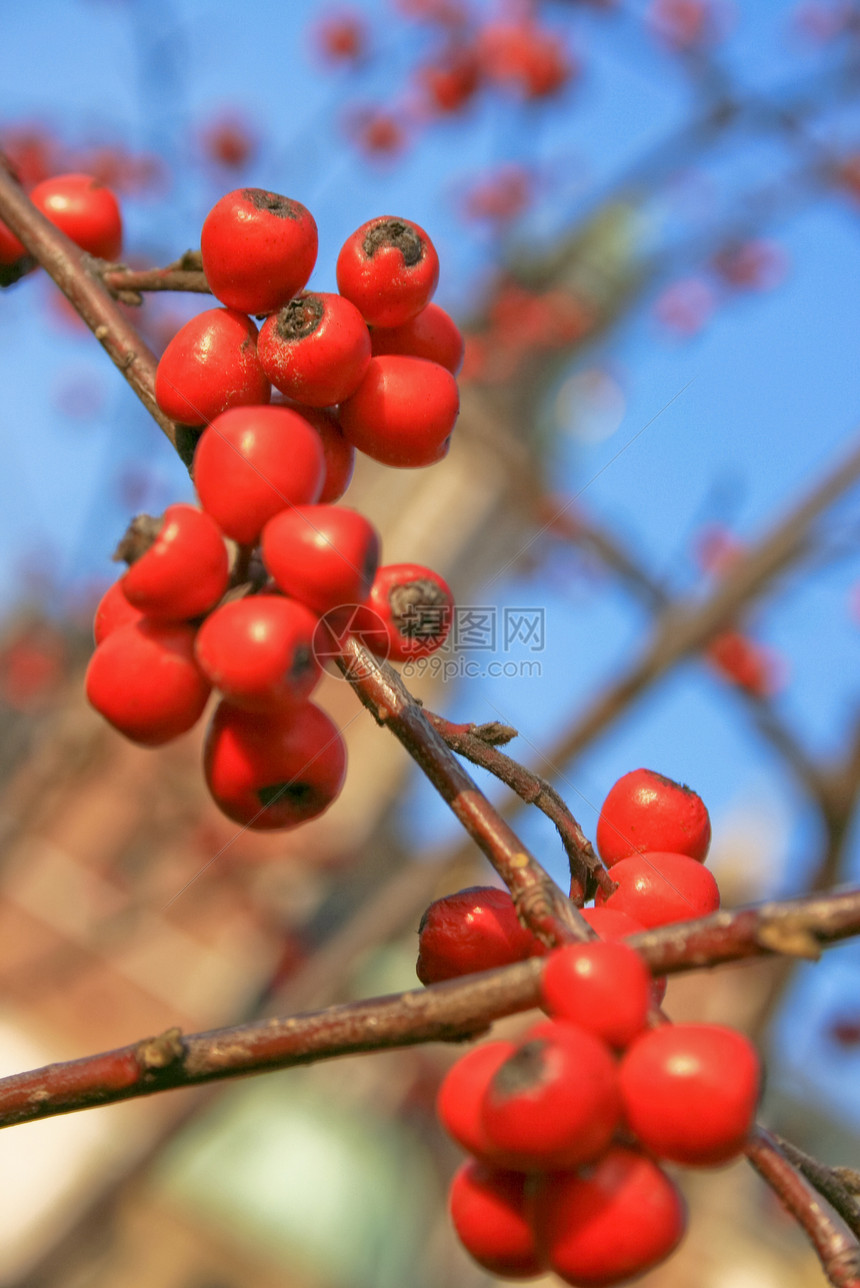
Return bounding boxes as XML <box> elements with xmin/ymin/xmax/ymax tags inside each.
<box><xmin>336</xmin><ymin>635</ymin><xmax>590</xmax><ymax>948</ymax></box>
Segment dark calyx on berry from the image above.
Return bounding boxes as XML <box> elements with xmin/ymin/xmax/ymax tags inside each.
<box><xmin>492</xmin><ymin>1041</ymin><xmax>550</xmax><ymax>1097</ymax></box>
<box><xmin>244</xmin><ymin>189</ymin><xmax>303</xmax><ymax>219</ymax></box>
<box><xmin>257</xmin><ymin>781</ymin><xmax>316</xmax><ymax>808</ymax></box>
<box><xmin>274</xmin><ymin>294</ymin><xmax>325</xmax><ymax>341</ymax></box>
<box><xmin>363</xmin><ymin>219</ymin><xmax>423</xmax><ymax>265</ymax></box>
<box><xmin>390</xmin><ymin>578</ymin><xmax>449</xmax><ymax>638</ymax></box>
<box><xmin>113</xmin><ymin>514</ymin><xmax>163</xmax><ymax>564</ymax></box>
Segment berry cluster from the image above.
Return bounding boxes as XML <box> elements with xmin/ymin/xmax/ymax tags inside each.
<box><xmin>85</xmin><ymin>188</ymin><xmax>462</xmax><ymax>830</ymax></box>
<box><xmin>419</xmin><ymin>770</ymin><xmax>761</xmax><ymax>1284</ymax></box>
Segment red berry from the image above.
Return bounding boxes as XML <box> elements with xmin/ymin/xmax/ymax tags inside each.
<box><xmin>85</xmin><ymin>620</ymin><xmax>211</xmax><ymax>746</ymax></box>
<box><xmin>595</xmin><ymin>851</ymin><xmax>720</xmax><ymax>928</ymax></box>
<box><xmin>480</xmin><ymin>1021</ymin><xmax>621</xmax><ymax>1170</ymax></box>
<box><xmin>338</xmin><ymin>355</ymin><xmax>459</xmax><ymax>468</ymax></box>
<box><xmin>195</xmin><ymin>595</ymin><xmax>322</xmax><ymax>711</ymax></box>
<box><xmin>117</xmin><ymin>504</ymin><xmax>229</xmax><ymax>621</ymax></box>
<box><xmin>193</xmin><ymin>405</ymin><xmax>325</xmax><ymax>545</ymax></box>
<box><xmin>596</xmin><ymin>768</ymin><xmax>711</xmax><ymax>866</ymax></box>
<box><xmin>540</xmin><ymin>941</ymin><xmax>652</xmax><ymax>1048</ymax></box>
<box><xmin>437</xmin><ymin>1040</ymin><xmax>517</xmax><ymax>1159</ymax></box>
<box><xmin>449</xmin><ymin>1161</ymin><xmax>546</xmax><ymax>1279</ymax></box>
<box><xmin>370</xmin><ymin>302</ymin><xmax>464</xmax><ymax>374</ymax></box>
<box><xmin>155</xmin><ymin>307</ymin><xmax>270</xmax><ymax>426</ymax></box>
<box><xmin>92</xmin><ymin>578</ymin><xmax>145</xmax><ymax>645</ymax></box>
<box><xmin>619</xmin><ymin>1023</ymin><xmax>761</xmax><ymax>1165</ymax></box>
<box><xmin>362</xmin><ymin>562</ymin><xmax>454</xmax><ymax>661</ymax></box>
<box><xmin>200</xmin><ymin>188</ymin><xmax>318</xmax><ymax>316</ymax></box>
<box><xmin>257</xmin><ymin>292</ymin><xmax>371</xmax><ymax>407</ymax></box>
<box><xmin>532</xmin><ymin>1146</ymin><xmax>687</xmax><ymax>1285</ymax></box>
<box><xmin>417</xmin><ymin>886</ymin><xmax>544</xmax><ymax>985</ymax></box>
<box><xmin>204</xmin><ymin>700</ymin><xmax>347</xmax><ymax>830</ymax></box>
<box><xmin>29</xmin><ymin>173</ymin><xmax>122</xmax><ymax>259</ymax></box>
<box><xmin>580</xmin><ymin>906</ymin><xmax>667</xmax><ymax>1006</ymax></box>
<box><xmin>336</xmin><ymin>216</ymin><xmax>440</xmax><ymax>327</ymax></box>
<box><xmin>261</xmin><ymin>505</ymin><xmax>380</xmax><ymax>618</ymax></box>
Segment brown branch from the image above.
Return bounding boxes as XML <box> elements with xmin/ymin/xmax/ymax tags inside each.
<box><xmin>628</xmin><ymin>886</ymin><xmax>860</xmax><ymax>974</ymax></box>
<box><xmin>425</xmin><ymin>710</ymin><xmax>614</xmax><ymax>903</ymax></box>
<box><xmin>773</xmin><ymin>1134</ymin><xmax>860</xmax><ymax>1243</ymax></box>
<box><xmin>746</xmin><ymin>1128</ymin><xmax>860</xmax><ymax>1288</ymax></box>
<box><xmin>334</xmin><ymin>636</ymin><xmax>590</xmax><ymax>949</ymax></box>
<box><xmin>0</xmin><ymin>160</ymin><xmax>180</xmax><ymax>450</ymax></box>
<box><xmin>100</xmin><ymin>264</ymin><xmax>212</xmax><ymax>303</ymax></box>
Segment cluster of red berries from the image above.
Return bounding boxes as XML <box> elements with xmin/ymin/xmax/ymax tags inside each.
<box><xmin>418</xmin><ymin>769</ymin><xmax>761</xmax><ymax>1284</ymax></box>
<box><xmin>85</xmin><ymin>188</ymin><xmax>462</xmax><ymax>830</ymax></box>
<box><xmin>0</xmin><ymin>171</ymin><xmax>123</xmax><ymax>266</ymax></box>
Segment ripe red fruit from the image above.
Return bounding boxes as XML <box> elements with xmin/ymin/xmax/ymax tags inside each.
<box><xmin>619</xmin><ymin>1023</ymin><xmax>761</xmax><ymax>1165</ymax></box>
<box><xmin>194</xmin><ymin>595</ymin><xmax>322</xmax><ymax>711</ymax></box>
<box><xmin>204</xmin><ymin>700</ymin><xmax>347</xmax><ymax>830</ymax></box>
<box><xmin>369</xmin><ymin>302</ymin><xmax>464</xmax><ymax>375</ymax></box>
<box><xmin>540</xmin><ymin>941</ymin><xmax>652</xmax><ymax>1048</ymax></box>
<box><xmin>437</xmin><ymin>1040</ymin><xmax>517</xmax><ymax>1159</ymax></box>
<box><xmin>117</xmin><ymin>504</ymin><xmax>229</xmax><ymax>621</ymax></box>
<box><xmin>338</xmin><ymin>354</ymin><xmax>459</xmax><ymax>467</ymax></box>
<box><xmin>449</xmin><ymin>1161</ymin><xmax>545</xmax><ymax>1279</ymax></box>
<box><xmin>596</xmin><ymin>768</ymin><xmax>711</xmax><ymax>866</ymax></box>
<box><xmin>579</xmin><ymin>906</ymin><xmax>667</xmax><ymax>1006</ymax></box>
<box><xmin>336</xmin><ymin>216</ymin><xmax>440</xmax><ymax>327</ymax></box>
<box><xmin>480</xmin><ymin>1021</ymin><xmax>621</xmax><ymax>1169</ymax></box>
<box><xmin>361</xmin><ymin>562</ymin><xmax>454</xmax><ymax>661</ymax></box>
<box><xmin>532</xmin><ymin>1146</ymin><xmax>687</xmax><ymax>1286</ymax></box>
<box><xmin>155</xmin><ymin>307</ymin><xmax>270</xmax><ymax>426</ymax></box>
<box><xmin>262</xmin><ymin>505</ymin><xmax>380</xmax><ymax>618</ymax></box>
<box><xmin>200</xmin><ymin>188</ymin><xmax>318</xmax><ymax>316</ymax></box>
<box><xmin>85</xmin><ymin>620</ymin><xmax>211</xmax><ymax>746</ymax></box>
<box><xmin>594</xmin><ymin>850</ymin><xmax>721</xmax><ymax>928</ymax></box>
<box><xmin>192</xmin><ymin>404</ymin><xmax>325</xmax><ymax>545</ymax></box>
<box><xmin>257</xmin><ymin>292</ymin><xmax>371</xmax><ymax>407</ymax></box>
<box><xmin>29</xmin><ymin>173</ymin><xmax>122</xmax><ymax>259</ymax></box>
<box><xmin>417</xmin><ymin>886</ymin><xmax>544</xmax><ymax>985</ymax></box>
<box><xmin>92</xmin><ymin>578</ymin><xmax>145</xmax><ymax>645</ymax></box>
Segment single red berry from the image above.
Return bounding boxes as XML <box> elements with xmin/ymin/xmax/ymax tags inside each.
<box><xmin>532</xmin><ymin>1146</ymin><xmax>687</xmax><ymax>1286</ymax></box>
<box><xmin>417</xmin><ymin>886</ymin><xmax>544</xmax><ymax>985</ymax></box>
<box><xmin>200</xmin><ymin>188</ymin><xmax>318</xmax><ymax>316</ymax></box>
<box><xmin>540</xmin><ymin>941</ymin><xmax>652</xmax><ymax>1048</ymax></box>
<box><xmin>370</xmin><ymin>302</ymin><xmax>464</xmax><ymax>375</ymax></box>
<box><xmin>85</xmin><ymin>620</ymin><xmax>211</xmax><ymax>746</ymax></box>
<box><xmin>595</xmin><ymin>850</ymin><xmax>720</xmax><ymax>928</ymax></box>
<box><xmin>262</xmin><ymin>505</ymin><xmax>380</xmax><ymax>618</ymax></box>
<box><xmin>192</xmin><ymin>405</ymin><xmax>325</xmax><ymax>545</ymax></box>
<box><xmin>195</xmin><ymin>595</ymin><xmax>322</xmax><ymax>711</ymax></box>
<box><xmin>204</xmin><ymin>700</ymin><xmax>347</xmax><ymax>830</ymax></box>
<box><xmin>437</xmin><ymin>1040</ymin><xmax>517</xmax><ymax>1160</ymax></box>
<box><xmin>116</xmin><ymin>504</ymin><xmax>229</xmax><ymax>621</ymax></box>
<box><xmin>29</xmin><ymin>173</ymin><xmax>122</xmax><ymax>259</ymax></box>
<box><xmin>272</xmin><ymin>398</ymin><xmax>356</xmax><ymax>502</ymax></box>
<box><xmin>480</xmin><ymin>1021</ymin><xmax>621</xmax><ymax>1170</ymax></box>
<box><xmin>361</xmin><ymin>562</ymin><xmax>454</xmax><ymax>661</ymax></box>
<box><xmin>92</xmin><ymin>578</ymin><xmax>145</xmax><ymax>645</ymax></box>
<box><xmin>338</xmin><ymin>355</ymin><xmax>459</xmax><ymax>467</ymax></box>
<box><xmin>596</xmin><ymin>768</ymin><xmax>711</xmax><ymax>866</ymax></box>
<box><xmin>449</xmin><ymin>1161</ymin><xmax>546</xmax><ymax>1279</ymax></box>
<box><xmin>155</xmin><ymin>308</ymin><xmax>270</xmax><ymax>427</ymax></box>
<box><xmin>336</xmin><ymin>216</ymin><xmax>440</xmax><ymax>327</ymax></box>
<box><xmin>619</xmin><ymin>1023</ymin><xmax>761</xmax><ymax>1165</ymax></box>
<box><xmin>257</xmin><ymin>292</ymin><xmax>371</xmax><ymax>407</ymax></box>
